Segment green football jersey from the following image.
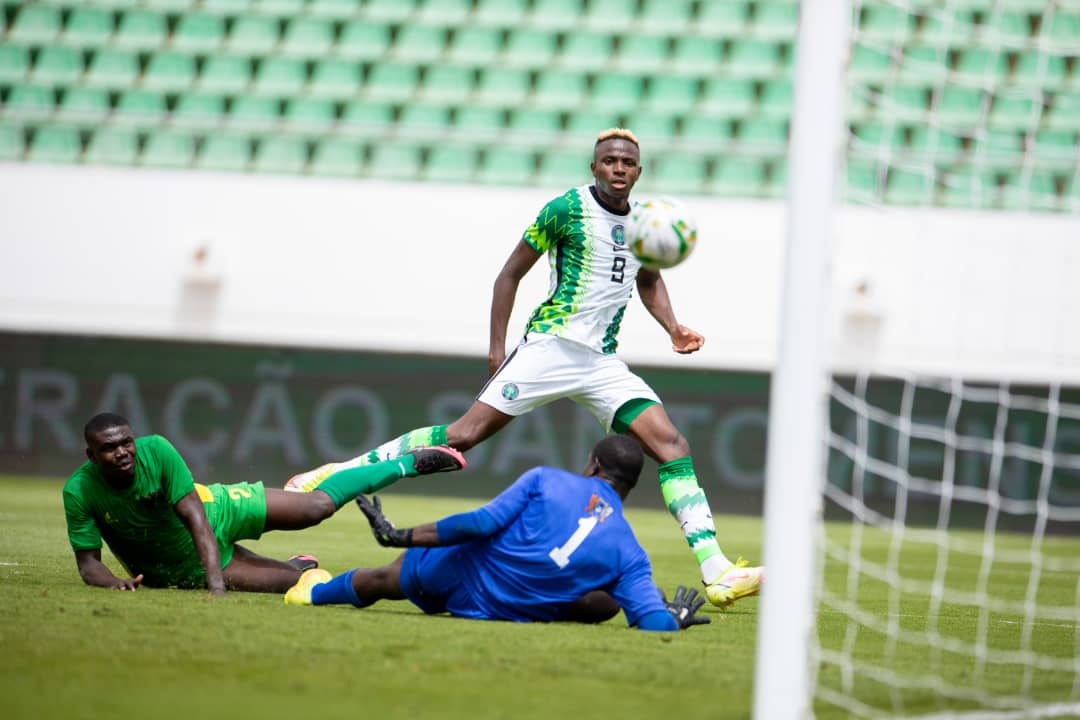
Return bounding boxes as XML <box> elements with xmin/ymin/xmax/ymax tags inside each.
<box><xmin>63</xmin><ymin>435</ymin><xmax>208</xmax><ymax>588</ymax></box>
<box><xmin>523</xmin><ymin>185</ymin><xmax>643</xmax><ymax>354</ymax></box>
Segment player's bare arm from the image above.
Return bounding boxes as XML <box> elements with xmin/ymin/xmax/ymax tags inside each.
<box><xmin>488</xmin><ymin>239</ymin><xmax>542</xmax><ymax>376</ymax></box>
<box><xmin>74</xmin><ymin>548</ymin><xmax>144</xmax><ymax>590</ymax></box>
<box><xmin>173</xmin><ymin>490</ymin><xmax>227</xmax><ymax>596</ymax></box>
<box><xmin>635</xmin><ymin>269</ymin><xmax>705</xmax><ymax>354</ymax></box>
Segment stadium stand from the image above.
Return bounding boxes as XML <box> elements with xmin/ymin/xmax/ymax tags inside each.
<box><xmin>0</xmin><ymin>0</ymin><xmax>1076</xmax><ymax>209</ymax></box>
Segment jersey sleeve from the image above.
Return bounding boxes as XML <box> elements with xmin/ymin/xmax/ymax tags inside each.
<box><xmin>473</xmin><ymin>468</ymin><xmax>543</xmax><ymax>531</ymax></box>
<box><xmin>609</xmin><ymin>549</ymin><xmax>668</xmax><ymax>628</ymax></box>
<box><xmin>522</xmin><ymin>193</ymin><xmax>572</xmax><ymax>254</ymax></box>
<box><xmin>148</xmin><ymin>436</ymin><xmax>196</xmax><ymax>506</ymax></box>
<box><xmin>63</xmin><ymin>483</ymin><xmax>102</xmax><ymax>552</ymax></box>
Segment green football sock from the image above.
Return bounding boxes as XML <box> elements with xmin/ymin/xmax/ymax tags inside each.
<box><xmin>316</xmin><ymin>455</ymin><xmax>423</xmax><ymax>510</ymax></box>
<box><xmin>361</xmin><ymin>424</ymin><xmax>448</xmax><ymax>464</ymax></box>
<box><xmin>658</xmin><ymin>456</ymin><xmax>732</xmax><ymax>585</ymax></box>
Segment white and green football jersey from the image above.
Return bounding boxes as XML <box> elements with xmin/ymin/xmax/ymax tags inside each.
<box><xmin>522</xmin><ymin>185</ymin><xmax>642</xmax><ymax>354</ymax></box>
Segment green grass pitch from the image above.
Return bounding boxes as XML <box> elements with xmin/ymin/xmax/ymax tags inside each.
<box><xmin>2</xmin><ymin>476</ymin><xmax>1077</xmax><ymax>720</ymax></box>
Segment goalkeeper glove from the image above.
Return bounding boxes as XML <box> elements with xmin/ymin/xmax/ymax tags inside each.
<box><xmin>663</xmin><ymin>585</ymin><xmax>711</xmax><ymax>629</ymax></box>
<box><xmin>355</xmin><ymin>495</ymin><xmax>413</xmax><ymax>547</ymax></box>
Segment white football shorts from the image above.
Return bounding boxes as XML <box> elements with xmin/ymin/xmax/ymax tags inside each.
<box><xmin>476</xmin><ymin>332</ymin><xmax>660</xmax><ymax>432</ymax></box>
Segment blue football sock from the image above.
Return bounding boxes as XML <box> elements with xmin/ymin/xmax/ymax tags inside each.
<box><xmin>310</xmin><ymin>569</ymin><xmax>369</xmax><ymax>607</ymax></box>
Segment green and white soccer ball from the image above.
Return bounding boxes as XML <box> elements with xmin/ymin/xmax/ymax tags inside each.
<box><xmin>627</xmin><ymin>198</ymin><xmax>698</xmax><ymax>271</ymax></box>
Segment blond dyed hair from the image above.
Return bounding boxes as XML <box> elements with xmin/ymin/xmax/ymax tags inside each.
<box><xmin>595</xmin><ymin>128</ymin><xmax>640</xmax><ymax>147</ymax></box>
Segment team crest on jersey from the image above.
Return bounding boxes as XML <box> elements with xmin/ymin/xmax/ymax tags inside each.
<box><xmin>611</xmin><ymin>224</ymin><xmax>625</xmax><ymax>246</ymax></box>
<box><xmin>584</xmin><ymin>494</ymin><xmax>614</xmax><ymax>523</ymax></box>
<box><xmin>501</xmin><ymin>383</ymin><xmax>519</xmax><ymax>400</ymax></box>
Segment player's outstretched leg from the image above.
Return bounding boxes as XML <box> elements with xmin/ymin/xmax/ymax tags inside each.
<box><xmin>285</xmin><ymin>446</ymin><xmax>465</xmax><ymax>504</ymax></box>
<box><xmin>285</xmin><ymin>555</ymin><xmax>406</xmax><ymax>608</ymax></box>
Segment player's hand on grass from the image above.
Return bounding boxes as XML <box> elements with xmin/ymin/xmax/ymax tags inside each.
<box><xmin>663</xmin><ymin>585</ymin><xmax>711</xmax><ymax>629</ymax></box>
<box><xmin>114</xmin><ymin>574</ymin><xmax>143</xmax><ymax>591</ymax></box>
<box><xmin>669</xmin><ymin>325</ymin><xmax>704</xmax><ymax>354</ymax></box>
<box><xmin>355</xmin><ymin>495</ymin><xmax>414</xmax><ymax>548</ymax></box>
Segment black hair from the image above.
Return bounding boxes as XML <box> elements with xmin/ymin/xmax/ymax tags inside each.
<box><xmin>592</xmin><ymin>435</ymin><xmax>645</xmax><ymax>491</ymax></box>
<box><xmin>84</xmin><ymin>412</ymin><xmax>131</xmax><ymax>445</ymax></box>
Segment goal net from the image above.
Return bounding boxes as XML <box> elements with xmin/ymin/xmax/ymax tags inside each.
<box><xmin>757</xmin><ymin>1</ymin><xmax>1080</xmax><ymax>718</ymax></box>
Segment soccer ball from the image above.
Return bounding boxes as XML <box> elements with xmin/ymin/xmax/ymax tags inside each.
<box><xmin>627</xmin><ymin>198</ymin><xmax>698</xmax><ymax>271</ymax></box>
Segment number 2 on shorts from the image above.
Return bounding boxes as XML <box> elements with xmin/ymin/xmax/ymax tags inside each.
<box><xmin>549</xmin><ymin>516</ymin><xmax>599</xmax><ymax>568</ymax></box>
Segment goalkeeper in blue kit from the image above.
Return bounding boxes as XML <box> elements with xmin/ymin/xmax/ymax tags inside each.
<box><xmin>285</xmin><ymin>436</ymin><xmax>709</xmax><ymax>632</ymax></box>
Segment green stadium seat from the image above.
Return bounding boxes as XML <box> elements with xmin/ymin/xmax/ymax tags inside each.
<box><xmin>613</xmin><ymin>34</ymin><xmax>669</xmax><ymax>74</ymax></box>
<box><xmin>309</xmin><ymin>59</ymin><xmax>362</xmax><ymax>100</ymax></box>
<box><xmin>424</xmin><ymin>144</ymin><xmax>479</xmax><ymax>183</ymax></box>
<box><xmin>447</xmin><ymin>27</ymin><xmax>503</xmax><ymax>66</ymax></box>
<box><xmin>114</xmin><ymin>89</ymin><xmax>166</xmax><ymax>127</ymax></box>
<box><xmin>366</xmin><ymin>141</ymin><xmax>423</xmax><ymax>180</ymax></box>
<box><xmin>885</xmin><ymin>168</ymin><xmax>935</xmax><ymax>205</ymax></box>
<box><xmin>698</xmin><ymin>78</ymin><xmax>755</xmax><ymax>117</ymax></box>
<box><xmin>57</xmin><ymin>87</ymin><xmax>110</xmax><ymax>124</ymax></box>
<box><xmin>999</xmin><ymin>171</ymin><xmax>1060</xmax><ymax>211</ymax></box>
<box><xmin>1011</xmin><ymin>51</ymin><xmax>1067</xmax><ymax>89</ymax></box>
<box><xmin>0</xmin><ymin>124</ymin><xmax>22</xmax><ymax>161</ymax></box>
<box><xmin>536</xmin><ymin>148</ymin><xmax>589</xmax><ymax>187</ymax></box>
<box><xmin>253</xmin><ymin>137</ymin><xmax>308</xmax><ymax>174</ymax></box>
<box><xmin>850</xmin><ymin>43</ymin><xmax>894</xmax><ymax>83</ymax></box>
<box><xmin>952</xmin><ymin>48</ymin><xmax>1009</xmax><ymax>84</ymax></box>
<box><xmin>172</xmin><ymin>13</ymin><xmax>225</xmax><ymax>53</ymax></box>
<box><xmin>555</xmin><ymin>31</ymin><xmax>614</xmax><ymax>72</ymax></box>
<box><xmin>0</xmin><ymin>46</ymin><xmax>30</xmax><ymax>83</ymax></box>
<box><xmin>477</xmin><ymin>146</ymin><xmax>535</xmax><ymax>184</ymax></box>
<box><xmin>938</xmin><ymin>166</ymin><xmax>998</xmax><ymax>208</ymax></box>
<box><xmin>623</xmin><ymin>111</ymin><xmax>676</xmax><ymax>146</ymax></box>
<box><xmin>859</xmin><ymin>4</ymin><xmax>915</xmax><ymax>44</ymax></box>
<box><xmin>202</xmin><ymin>0</ymin><xmax>252</xmax><ymax>13</ymax></box>
<box><xmin>711</xmin><ymin>156</ymin><xmax>765</xmax><ymax>196</ymax></box>
<box><xmin>419</xmin><ymin>65</ymin><xmax>475</xmax><ymax>103</ymax></box>
<box><xmin>1045</xmin><ymin>91</ymin><xmax>1080</xmax><ymax>130</ymax></box>
<box><xmin>879</xmin><ymin>84</ymin><xmax>931</xmax><ymax>123</ymax></box>
<box><xmin>971</xmin><ymin>129</ymin><xmax>1024</xmax><ymax>167</ymax></box>
<box><xmin>227</xmin><ymin>16</ymin><xmax>280</xmax><ymax>54</ymax></box>
<box><xmin>198</xmin><ymin>55</ymin><xmax>252</xmax><ymax>94</ymax></box>
<box><xmin>340</xmin><ymin>100</ymin><xmax>394</xmax><ymax>136</ymax></box>
<box><xmin>114</xmin><ymin>9</ymin><xmax>167</xmax><ymax>50</ymax></box>
<box><xmin>936</xmin><ymin>86</ymin><xmax>986</xmax><ymax>126</ymax></box>
<box><xmin>152</xmin><ymin>0</ymin><xmax>199</xmax><ymax>11</ymax></box>
<box><xmin>82</xmin><ymin>0</ymin><xmax>140</xmax><ymax>8</ymax></box>
<box><xmin>565</xmin><ymin>109</ymin><xmax>622</xmax><ymax>139</ymax></box>
<box><xmin>1030</xmin><ymin>129</ymin><xmax>1077</xmax><ymax>167</ymax></box>
<box><xmin>918</xmin><ymin>9</ymin><xmax>977</xmax><ymax>45</ymax></box>
<box><xmin>454</xmin><ymin>106</ymin><xmax>506</xmax><ymax>136</ymax></box>
<box><xmin>197</xmin><ymin>135</ymin><xmax>252</xmax><ymax>171</ymax></box>
<box><xmin>143</xmin><ymin>52</ymin><xmax>197</xmax><ymax>92</ymax></box>
<box><xmin>906</xmin><ymin>126</ymin><xmax>965</xmax><ymax>164</ymax></box>
<box><xmin>589</xmin><ymin>73</ymin><xmax>645</xmax><ymax>114</ymax></box>
<box><xmin>527</xmin><ymin>0</ymin><xmax>584</xmax><ymax>31</ymax></box>
<box><xmin>365</xmin><ymin>0</ymin><xmax>418</xmax><ymax>23</ymax></box>
<box><xmin>738</xmin><ymin>118</ymin><xmax>788</xmax><ymax>155</ymax></box>
<box><xmin>280</xmin><ymin>17</ymin><xmax>334</xmax><ymax>58</ymax></box>
<box><xmin>764</xmin><ymin>158</ymin><xmax>788</xmax><ymax>198</ymax></box>
<box><xmin>4</xmin><ymin>85</ymin><xmax>54</xmax><ymax>120</ymax></box>
<box><xmin>85</xmin><ymin>128</ymin><xmax>138</xmax><ymax>166</ymax></box>
<box><xmin>847</xmin><ymin>86</ymin><xmax>875</xmax><ymax>122</ymax></box>
<box><xmin>475</xmin><ymin>0</ymin><xmax>529</xmax><ymax>27</ymax></box>
<box><xmin>310</xmin><ymin>138</ymin><xmax>365</xmax><ymax>177</ymax></box>
<box><xmin>583</xmin><ymin>0</ymin><xmax>637</xmax><ymax>32</ymax></box>
<box><xmin>392</xmin><ymin>25</ymin><xmax>449</xmax><ymax>63</ymax></box>
<box><xmin>503</xmin><ymin>28</ymin><xmax>558</xmax><ymax>68</ymax></box>
<box><xmin>84</xmin><ymin>49</ymin><xmax>140</xmax><ymax>89</ymax></box>
<box><xmin>475</xmin><ymin>67</ymin><xmax>530</xmax><ymax>105</ymax></box>
<box><xmin>9</xmin><ymin>5</ymin><xmax>61</xmax><ymax>44</ymax></box>
<box><xmin>650</xmin><ymin>152</ymin><xmax>708</xmax><ymax>195</ymax></box>
<box><xmin>141</xmin><ymin>130</ymin><xmax>195</xmax><ymax>168</ymax></box>
<box><xmin>531</xmin><ymin>70</ymin><xmax>587</xmax><ymax>109</ymax></box>
<box><xmin>31</xmin><ymin>47</ymin><xmax>83</xmax><ymax>86</ymax></box>
<box><xmin>63</xmin><ymin>7</ymin><xmax>114</xmax><ymax>48</ymax></box>
<box><xmin>726</xmin><ymin>40</ymin><xmax>783</xmax><ymax>78</ymax></box>
<box><xmin>752</xmin><ymin>3</ymin><xmax>799</xmax><ymax>41</ymax></box>
<box><xmin>252</xmin><ymin>57</ymin><xmax>307</xmax><ymax>96</ymax></box>
<box><xmin>669</xmin><ymin>36</ymin><xmax>724</xmax><ymax>75</ymax></box>
<box><xmin>758</xmin><ymin>78</ymin><xmax>792</xmax><ymax>119</ymax></box>
<box><xmin>896</xmin><ymin>44</ymin><xmax>948</xmax><ymax>84</ymax></box>
<box><xmin>259</xmin><ymin>0</ymin><xmax>307</xmax><ymax>15</ymax></box>
<box><xmin>845</xmin><ymin>160</ymin><xmax>882</xmax><ymax>203</ymax></box>
<box><xmin>985</xmin><ymin>11</ymin><xmax>1032</xmax><ymax>46</ymax></box>
<box><xmin>28</xmin><ymin>126</ymin><xmax>81</xmax><ymax>163</ymax></box>
<box><xmin>849</xmin><ymin>120</ymin><xmax>902</xmax><ymax>152</ymax></box>
<box><xmin>284</xmin><ymin>98</ymin><xmax>337</xmax><ymax>133</ymax></box>
<box><xmin>172</xmin><ymin>93</ymin><xmax>226</xmax><ymax>129</ymax></box>
<box><xmin>988</xmin><ymin>93</ymin><xmax>1041</xmax><ymax>130</ymax></box>
<box><xmin>680</xmin><ymin>115</ymin><xmax>735</xmax><ymax>145</ymax></box>
<box><xmin>644</xmin><ymin>75</ymin><xmax>699</xmax><ymax>114</ymax></box>
<box><xmin>416</xmin><ymin>0</ymin><xmax>473</xmax><ymax>25</ymax></box>
<box><xmin>1046</xmin><ymin>12</ymin><xmax>1080</xmax><ymax>50</ymax></box>
<box><xmin>508</xmin><ymin>108</ymin><xmax>562</xmax><ymax>143</ymax></box>
<box><xmin>229</xmin><ymin>96</ymin><xmax>280</xmax><ymax>129</ymax></box>
<box><xmin>337</xmin><ymin>21</ymin><xmax>392</xmax><ymax>61</ymax></box>
<box><xmin>637</xmin><ymin>0</ymin><xmax>693</xmax><ymax>34</ymax></box>
<box><xmin>308</xmin><ymin>0</ymin><xmax>363</xmax><ymax>19</ymax></box>
<box><xmin>365</xmin><ymin>62</ymin><xmax>419</xmax><ymax>102</ymax></box>
<box><xmin>397</xmin><ymin>103</ymin><xmax>452</xmax><ymax>135</ymax></box>
<box><xmin>697</xmin><ymin>2</ymin><xmax>749</xmax><ymax>36</ymax></box>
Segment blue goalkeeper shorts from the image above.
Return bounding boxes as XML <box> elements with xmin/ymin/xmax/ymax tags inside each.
<box><xmin>400</xmin><ymin>546</ymin><xmax>487</xmax><ymax>619</ymax></box>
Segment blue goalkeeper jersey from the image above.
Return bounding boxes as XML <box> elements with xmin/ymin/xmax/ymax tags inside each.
<box><xmin>450</xmin><ymin>467</ymin><xmax>666</xmax><ymax>626</ymax></box>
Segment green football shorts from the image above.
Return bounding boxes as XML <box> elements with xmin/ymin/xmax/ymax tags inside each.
<box><xmin>196</xmin><ymin>481</ymin><xmax>268</xmax><ymax>569</ymax></box>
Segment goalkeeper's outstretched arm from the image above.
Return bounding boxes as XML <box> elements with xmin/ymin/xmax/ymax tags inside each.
<box><xmin>356</xmin><ymin>495</ymin><xmax>501</xmax><ymax>548</ymax></box>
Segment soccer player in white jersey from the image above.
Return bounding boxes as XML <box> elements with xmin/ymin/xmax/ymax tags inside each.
<box><xmin>287</xmin><ymin>129</ymin><xmax>762</xmax><ymax>608</ymax></box>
